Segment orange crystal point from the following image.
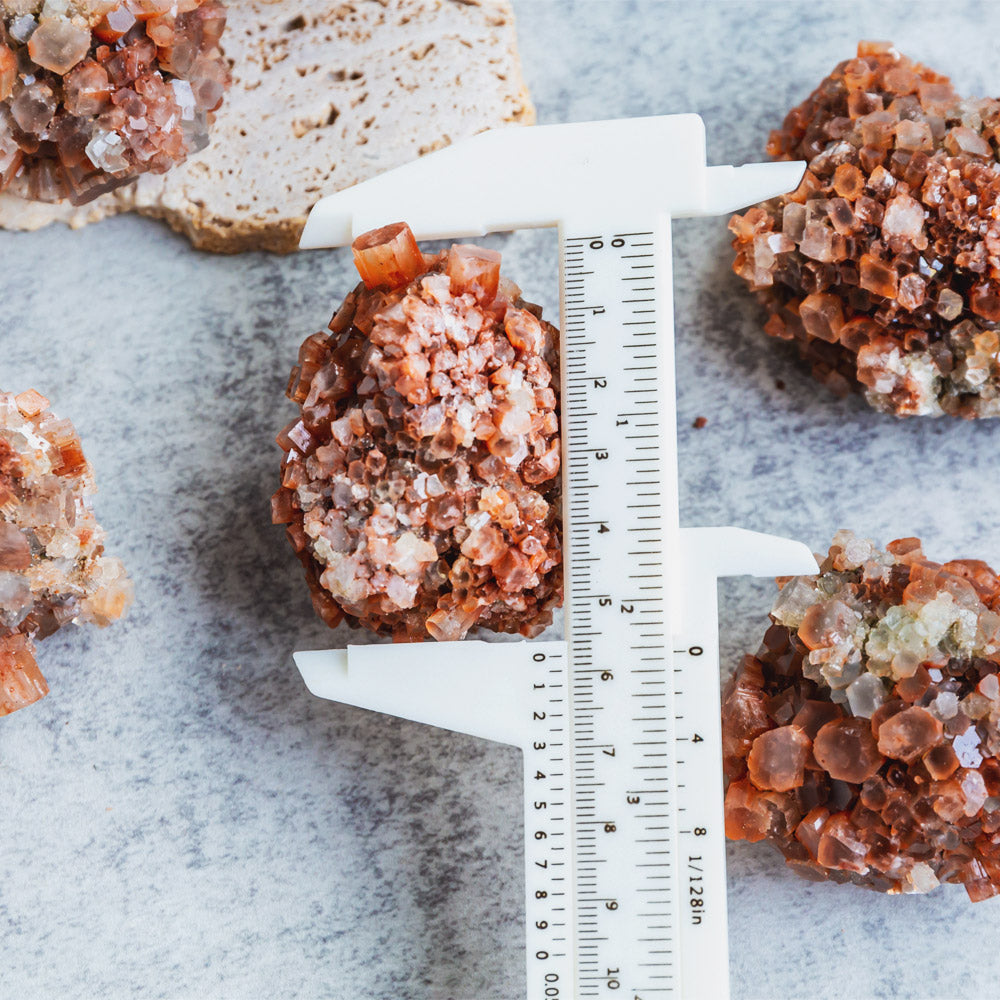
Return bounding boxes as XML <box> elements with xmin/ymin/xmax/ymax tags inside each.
<box><xmin>446</xmin><ymin>244</ymin><xmax>501</xmax><ymax>301</ymax></box>
<box><xmin>14</xmin><ymin>388</ymin><xmax>49</xmax><ymax>417</ymax></box>
<box><xmin>0</xmin><ymin>634</ymin><xmax>47</xmax><ymax>717</ymax></box>
<box><xmin>351</xmin><ymin>222</ymin><xmax>426</xmax><ymax>291</ymax></box>
<box><xmin>0</xmin><ymin>43</ymin><xmax>15</xmax><ymax>101</ymax></box>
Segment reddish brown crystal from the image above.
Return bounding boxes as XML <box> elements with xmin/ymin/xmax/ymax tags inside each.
<box><xmin>876</xmin><ymin>706</ymin><xmax>943</xmax><ymax>762</ymax></box>
<box><xmin>723</xmin><ymin>779</ymin><xmax>797</xmax><ymax>844</ymax></box>
<box><xmin>814</xmin><ymin>718</ymin><xmax>884</xmax><ymax>783</ymax></box>
<box><xmin>924</xmin><ymin>742</ymin><xmax>960</xmax><ymax>780</ymax></box>
<box><xmin>747</xmin><ymin>725</ymin><xmax>811</xmax><ymax>791</ymax></box>
<box><xmin>792</xmin><ymin>699</ymin><xmax>843</xmax><ymax>739</ymax></box>
<box><xmin>275</xmin><ymin>222</ymin><xmax>562</xmax><ymax>641</ymax></box>
<box><xmin>721</xmin><ymin>655</ymin><xmax>771</xmax><ymax>778</ymax></box>
<box><xmin>723</xmin><ymin>530</ymin><xmax>1000</xmax><ymax>899</ymax></box>
<box><xmin>352</xmin><ymin>222</ymin><xmax>425</xmax><ymax>291</ymax></box>
<box><xmin>0</xmin><ymin>0</ymin><xmax>229</xmax><ymax>206</ymax></box>
<box><xmin>0</xmin><ymin>389</ymin><xmax>132</xmax><ymax>717</ymax></box>
<box><xmin>730</xmin><ymin>43</ymin><xmax>1000</xmax><ymax>417</ymax></box>
<box><xmin>0</xmin><ymin>632</ymin><xmax>47</xmax><ymax>715</ymax></box>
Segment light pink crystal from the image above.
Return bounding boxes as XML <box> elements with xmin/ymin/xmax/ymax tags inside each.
<box><xmin>27</xmin><ymin>16</ymin><xmax>91</xmax><ymax>74</ymax></box>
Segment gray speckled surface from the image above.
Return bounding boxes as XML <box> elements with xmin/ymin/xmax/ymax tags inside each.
<box><xmin>3</xmin><ymin>2</ymin><xmax>1000</xmax><ymax>998</ymax></box>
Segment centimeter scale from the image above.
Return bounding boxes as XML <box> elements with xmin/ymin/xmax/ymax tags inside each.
<box><xmin>295</xmin><ymin>116</ymin><xmax>817</xmax><ymax>1000</ymax></box>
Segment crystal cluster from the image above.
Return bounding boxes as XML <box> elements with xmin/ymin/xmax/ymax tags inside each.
<box><xmin>0</xmin><ymin>389</ymin><xmax>132</xmax><ymax>716</ymax></box>
<box><xmin>724</xmin><ymin>530</ymin><xmax>1000</xmax><ymax>900</ymax></box>
<box><xmin>730</xmin><ymin>42</ymin><xmax>1000</xmax><ymax>417</ymax></box>
<box><xmin>0</xmin><ymin>0</ymin><xmax>228</xmax><ymax>205</ymax></box>
<box><xmin>273</xmin><ymin>222</ymin><xmax>563</xmax><ymax>641</ymax></box>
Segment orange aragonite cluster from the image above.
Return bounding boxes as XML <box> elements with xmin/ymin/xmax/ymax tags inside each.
<box><xmin>0</xmin><ymin>0</ymin><xmax>228</xmax><ymax>205</ymax></box>
<box><xmin>724</xmin><ymin>531</ymin><xmax>1000</xmax><ymax>900</ymax></box>
<box><xmin>0</xmin><ymin>389</ymin><xmax>132</xmax><ymax>716</ymax></box>
<box><xmin>274</xmin><ymin>223</ymin><xmax>563</xmax><ymax>641</ymax></box>
<box><xmin>730</xmin><ymin>42</ymin><xmax>1000</xmax><ymax>417</ymax></box>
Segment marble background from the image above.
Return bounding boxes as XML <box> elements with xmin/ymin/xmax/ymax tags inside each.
<box><xmin>2</xmin><ymin>2</ymin><xmax>999</xmax><ymax>998</ymax></box>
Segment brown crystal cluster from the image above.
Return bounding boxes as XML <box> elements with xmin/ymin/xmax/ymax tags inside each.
<box><xmin>0</xmin><ymin>389</ymin><xmax>132</xmax><ymax>716</ymax></box>
<box><xmin>724</xmin><ymin>530</ymin><xmax>1000</xmax><ymax>900</ymax></box>
<box><xmin>0</xmin><ymin>0</ymin><xmax>228</xmax><ymax>205</ymax></box>
<box><xmin>273</xmin><ymin>222</ymin><xmax>563</xmax><ymax>642</ymax></box>
<box><xmin>730</xmin><ymin>41</ymin><xmax>1000</xmax><ymax>417</ymax></box>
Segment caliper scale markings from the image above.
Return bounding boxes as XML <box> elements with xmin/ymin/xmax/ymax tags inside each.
<box><xmin>293</xmin><ymin>114</ymin><xmax>818</xmax><ymax>1000</ymax></box>
<box><xmin>561</xmin><ymin>229</ymin><xmax>679</xmax><ymax>998</ymax></box>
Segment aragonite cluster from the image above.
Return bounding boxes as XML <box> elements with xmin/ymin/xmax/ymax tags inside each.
<box><xmin>724</xmin><ymin>530</ymin><xmax>1000</xmax><ymax>900</ymax></box>
<box><xmin>273</xmin><ymin>222</ymin><xmax>563</xmax><ymax>641</ymax></box>
<box><xmin>0</xmin><ymin>0</ymin><xmax>228</xmax><ymax>205</ymax></box>
<box><xmin>0</xmin><ymin>390</ymin><xmax>132</xmax><ymax>716</ymax></box>
<box><xmin>730</xmin><ymin>41</ymin><xmax>1000</xmax><ymax>417</ymax></box>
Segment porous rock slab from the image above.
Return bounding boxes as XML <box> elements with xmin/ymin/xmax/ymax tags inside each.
<box><xmin>0</xmin><ymin>0</ymin><xmax>535</xmax><ymax>251</ymax></box>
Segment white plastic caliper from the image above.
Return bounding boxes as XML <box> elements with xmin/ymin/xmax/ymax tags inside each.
<box><xmin>296</xmin><ymin>115</ymin><xmax>816</xmax><ymax>1000</ymax></box>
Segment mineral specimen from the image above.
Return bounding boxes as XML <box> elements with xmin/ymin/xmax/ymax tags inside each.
<box><xmin>730</xmin><ymin>41</ymin><xmax>1000</xmax><ymax>417</ymax></box>
<box><xmin>0</xmin><ymin>389</ymin><xmax>132</xmax><ymax>716</ymax></box>
<box><xmin>273</xmin><ymin>222</ymin><xmax>563</xmax><ymax>641</ymax></box>
<box><xmin>723</xmin><ymin>530</ymin><xmax>1000</xmax><ymax>900</ymax></box>
<box><xmin>0</xmin><ymin>0</ymin><xmax>228</xmax><ymax>205</ymax></box>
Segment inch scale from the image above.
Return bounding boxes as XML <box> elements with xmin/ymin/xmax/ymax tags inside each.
<box><xmin>295</xmin><ymin>115</ymin><xmax>815</xmax><ymax>999</ymax></box>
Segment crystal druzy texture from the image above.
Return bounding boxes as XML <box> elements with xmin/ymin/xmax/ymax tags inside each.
<box><xmin>730</xmin><ymin>42</ymin><xmax>1000</xmax><ymax>417</ymax></box>
<box><xmin>0</xmin><ymin>0</ymin><xmax>228</xmax><ymax>205</ymax></box>
<box><xmin>273</xmin><ymin>222</ymin><xmax>563</xmax><ymax>642</ymax></box>
<box><xmin>0</xmin><ymin>390</ymin><xmax>132</xmax><ymax>716</ymax></box>
<box><xmin>724</xmin><ymin>531</ymin><xmax>1000</xmax><ymax>900</ymax></box>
